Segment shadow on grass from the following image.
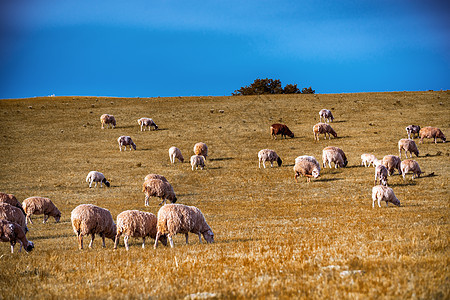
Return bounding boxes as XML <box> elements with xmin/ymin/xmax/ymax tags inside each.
<box><xmin>206</xmin><ymin>166</ymin><xmax>222</xmax><ymax>170</ymax></box>
<box><xmin>316</xmin><ymin>177</ymin><xmax>343</xmax><ymax>182</ymax></box>
<box><xmin>31</xmin><ymin>233</ymin><xmax>73</xmax><ymax>240</ymax></box>
<box><xmin>333</xmin><ymin>120</ymin><xmax>347</xmax><ymax>123</ymax></box>
<box><xmin>390</xmin><ymin>181</ymin><xmax>417</xmax><ymax>187</ymax></box>
<box><xmin>209</xmin><ymin>157</ymin><xmax>234</xmax><ymax>162</ymax></box>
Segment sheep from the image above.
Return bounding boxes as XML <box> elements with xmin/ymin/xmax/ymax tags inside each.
<box><xmin>401</xmin><ymin>159</ymin><xmax>422</xmax><ymax>180</ymax></box>
<box><xmin>361</xmin><ymin>153</ymin><xmax>378</xmax><ymax>167</ymax></box>
<box><xmin>0</xmin><ymin>203</ymin><xmax>28</xmax><ymax>233</ymax></box>
<box><xmin>114</xmin><ymin>210</ymin><xmax>167</xmax><ymax>250</ymax></box>
<box><xmin>293</xmin><ymin>160</ymin><xmax>320</xmax><ymax>183</ymax></box>
<box><xmin>313</xmin><ymin>123</ymin><xmax>337</xmax><ymax>140</ymax></box>
<box><xmin>118</xmin><ymin>135</ymin><xmax>136</xmax><ymax>151</ymax></box>
<box><xmin>190</xmin><ymin>155</ymin><xmax>206</xmax><ymax>171</ymax></box>
<box><xmin>398</xmin><ymin>139</ymin><xmax>419</xmax><ymax>158</ymax></box>
<box><xmin>100</xmin><ymin>114</ymin><xmax>116</xmax><ymax>129</ymax></box>
<box><xmin>22</xmin><ymin>196</ymin><xmax>61</xmax><ymax>225</ymax></box>
<box><xmin>258</xmin><ymin>149</ymin><xmax>282</xmax><ymax>168</ymax></box>
<box><xmin>295</xmin><ymin>155</ymin><xmax>321</xmax><ymax>169</ymax></box>
<box><xmin>322</xmin><ymin>146</ymin><xmax>348</xmax><ymax>168</ymax></box>
<box><xmin>144</xmin><ymin>174</ymin><xmax>168</xmax><ymax>182</ymax></box>
<box><xmin>138</xmin><ymin>117</ymin><xmax>158</xmax><ymax>131</ymax></box>
<box><xmin>419</xmin><ymin>126</ymin><xmax>446</xmax><ymax>144</ymax></box>
<box><xmin>319</xmin><ymin>109</ymin><xmax>334</xmax><ymax>122</ymax></box>
<box><xmin>142</xmin><ymin>178</ymin><xmax>177</xmax><ymax>206</ymax></box>
<box><xmin>372</xmin><ymin>185</ymin><xmax>401</xmax><ymax>208</ymax></box>
<box><xmin>154</xmin><ymin>204</ymin><xmax>214</xmax><ymax>249</ymax></box>
<box><xmin>270</xmin><ymin>123</ymin><xmax>294</xmax><ymax>139</ymax></box>
<box><xmin>71</xmin><ymin>204</ymin><xmax>117</xmax><ymax>250</ymax></box>
<box><xmin>382</xmin><ymin>155</ymin><xmax>402</xmax><ymax>176</ymax></box>
<box><xmin>0</xmin><ymin>192</ymin><xmax>25</xmax><ymax>215</ymax></box>
<box><xmin>169</xmin><ymin>146</ymin><xmax>184</xmax><ymax>163</ymax></box>
<box><xmin>86</xmin><ymin>171</ymin><xmax>110</xmax><ymax>188</ymax></box>
<box><xmin>406</xmin><ymin>125</ymin><xmax>420</xmax><ymax>139</ymax></box>
<box><xmin>193</xmin><ymin>142</ymin><xmax>208</xmax><ymax>158</ymax></box>
<box><xmin>0</xmin><ymin>219</ymin><xmax>34</xmax><ymax>253</ymax></box>
<box><xmin>374</xmin><ymin>164</ymin><xmax>388</xmax><ymax>186</ymax></box>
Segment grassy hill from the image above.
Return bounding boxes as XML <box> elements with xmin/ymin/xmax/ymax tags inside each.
<box><xmin>0</xmin><ymin>91</ymin><xmax>449</xmax><ymax>298</ymax></box>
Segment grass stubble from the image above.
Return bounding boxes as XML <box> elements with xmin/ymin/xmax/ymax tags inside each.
<box><xmin>0</xmin><ymin>91</ymin><xmax>448</xmax><ymax>299</ymax></box>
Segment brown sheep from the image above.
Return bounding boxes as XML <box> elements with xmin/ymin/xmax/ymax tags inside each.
<box><xmin>0</xmin><ymin>219</ymin><xmax>34</xmax><ymax>253</ymax></box>
<box><xmin>22</xmin><ymin>196</ymin><xmax>61</xmax><ymax>225</ymax></box>
<box><xmin>0</xmin><ymin>203</ymin><xmax>28</xmax><ymax>233</ymax></box>
<box><xmin>142</xmin><ymin>178</ymin><xmax>177</xmax><ymax>206</ymax></box>
<box><xmin>270</xmin><ymin>123</ymin><xmax>294</xmax><ymax>139</ymax></box>
<box><xmin>193</xmin><ymin>142</ymin><xmax>208</xmax><ymax>158</ymax></box>
<box><xmin>398</xmin><ymin>139</ymin><xmax>419</xmax><ymax>158</ymax></box>
<box><xmin>382</xmin><ymin>155</ymin><xmax>402</xmax><ymax>176</ymax></box>
<box><xmin>401</xmin><ymin>159</ymin><xmax>422</xmax><ymax>180</ymax></box>
<box><xmin>313</xmin><ymin>123</ymin><xmax>337</xmax><ymax>140</ymax></box>
<box><xmin>100</xmin><ymin>114</ymin><xmax>116</xmax><ymax>129</ymax></box>
<box><xmin>0</xmin><ymin>192</ymin><xmax>25</xmax><ymax>215</ymax></box>
<box><xmin>419</xmin><ymin>127</ymin><xmax>446</xmax><ymax>144</ymax></box>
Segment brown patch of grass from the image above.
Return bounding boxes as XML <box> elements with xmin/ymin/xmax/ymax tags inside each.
<box><xmin>0</xmin><ymin>91</ymin><xmax>449</xmax><ymax>298</ymax></box>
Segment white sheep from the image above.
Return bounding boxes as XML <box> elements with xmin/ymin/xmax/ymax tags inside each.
<box><xmin>382</xmin><ymin>155</ymin><xmax>402</xmax><ymax>176</ymax></box>
<box><xmin>22</xmin><ymin>196</ymin><xmax>61</xmax><ymax>225</ymax></box>
<box><xmin>114</xmin><ymin>210</ymin><xmax>167</xmax><ymax>250</ymax></box>
<box><xmin>372</xmin><ymin>185</ymin><xmax>401</xmax><ymax>208</ymax></box>
<box><xmin>258</xmin><ymin>149</ymin><xmax>282</xmax><ymax>168</ymax></box>
<box><xmin>293</xmin><ymin>159</ymin><xmax>320</xmax><ymax>183</ymax></box>
<box><xmin>100</xmin><ymin>114</ymin><xmax>116</xmax><ymax>129</ymax></box>
<box><xmin>71</xmin><ymin>204</ymin><xmax>117</xmax><ymax>250</ymax></box>
<box><xmin>0</xmin><ymin>192</ymin><xmax>25</xmax><ymax>215</ymax></box>
<box><xmin>313</xmin><ymin>123</ymin><xmax>337</xmax><ymax>140</ymax></box>
<box><xmin>142</xmin><ymin>178</ymin><xmax>177</xmax><ymax>206</ymax></box>
<box><xmin>137</xmin><ymin>118</ymin><xmax>158</xmax><ymax>131</ymax></box>
<box><xmin>374</xmin><ymin>164</ymin><xmax>388</xmax><ymax>186</ymax></box>
<box><xmin>0</xmin><ymin>219</ymin><xmax>34</xmax><ymax>253</ymax></box>
<box><xmin>405</xmin><ymin>125</ymin><xmax>420</xmax><ymax>139</ymax></box>
<box><xmin>319</xmin><ymin>109</ymin><xmax>334</xmax><ymax>122</ymax></box>
<box><xmin>193</xmin><ymin>142</ymin><xmax>208</xmax><ymax>158</ymax></box>
<box><xmin>144</xmin><ymin>174</ymin><xmax>168</xmax><ymax>182</ymax></box>
<box><xmin>295</xmin><ymin>155</ymin><xmax>321</xmax><ymax>169</ymax></box>
<box><xmin>361</xmin><ymin>153</ymin><xmax>378</xmax><ymax>167</ymax></box>
<box><xmin>0</xmin><ymin>203</ymin><xmax>28</xmax><ymax>233</ymax></box>
<box><xmin>154</xmin><ymin>203</ymin><xmax>214</xmax><ymax>248</ymax></box>
<box><xmin>398</xmin><ymin>139</ymin><xmax>419</xmax><ymax>158</ymax></box>
<box><xmin>401</xmin><ymin>159</ymin><xmax>422</xmax><ymax>180</ymax></box>
<box><xmin>169</xmin><ymin>146</ymin><xmax>184</xmax><ymax>163</ymax></box>
<box><xmin>190</xmin><ymin>155</ymin><xmax>206</xmax><ymax>171</ymax></box>
<box><xmin>86</xmin><ymin>171</ymin><xmax>110</xmax><ymax>188</ymax></box>
<box><xmin>322</xmin><ymin>146</ymin><xmax>348</xmax><ymax>168</ymax></box>
<box><xmin>118</xmin><ymin>136</ymin><xmax>136</xmax><ymax>151</ymax></box>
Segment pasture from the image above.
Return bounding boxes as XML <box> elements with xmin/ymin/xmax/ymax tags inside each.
<box><xmin>0</xmin><ymin>91</ymin><xmax>449</xmax><ymax>299</ymax></box>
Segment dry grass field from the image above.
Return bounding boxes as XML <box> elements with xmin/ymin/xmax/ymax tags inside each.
<box><xmin>0</xmin><ymin>91</ymin><xmax>449</xmax><ymax>299</ymax></box>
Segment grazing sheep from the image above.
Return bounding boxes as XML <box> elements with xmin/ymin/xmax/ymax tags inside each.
<box><xmin>270</xmin><ymin>123</ymin><xmax>294</xmax><ymax>139</ymax></box>
<box><xmin>374</xmin><ymin>164</ymin><xmax>388</xmax><ymax>186</ymax></box>
<box><xmin>382</xmin><ymin>155</ymin><xmax>402</xmax><ymax>176</ymax></box>
<box><xmin>313</xmin><ymin>123</ymin><xmax>337</xmax><ymax>140</ymax></box>
<box><xmin>86</xmin><ymin>171</ymin><xmax>110</xmax><ymax>188</ymax></box>
<box><xmin>22</xmin><ymin>196</ymin><xmax>61</xmax><ymax>225</ymax></box>
<box><xmin>142</xmin><ymin>178</ymin><xmax>177</xmax><ymax>206</ymax></box>
<box><xmin>144</xmin><ymin>174</ymin><xmax>168</xmax><ymax>182</ymax></box>
<box><xmin>100</xmin><ymin>114</ymin><xmax>116</xmax><ymax>129</ymax></box>
<box><xmin>361</xmin><ymin>154</ymin><xmax>378</xmax><ymax>167</ymax></box>
<box><xmin>190</xmin><ymin>155</ymin><xmax>206</xmax><ymax>171</ymax></box>
<box><xmin>0</xmin><ymin>192</ymin><xmax>25</xmax><ymax>215</ymax></box>
<box><xmin>398</xmin><ymin>139</ymin><xmax>419</xmax><ymax>158</ymax></box>
<box><xmin>258</xmin><ymin>149</ymin><xmax>282</xmax><ymax>168</ymax></box>
<box><xmin>322</xmin><ymin>146</ymin><xmax>348</xmax><ymax>168</ymax></box>
<box><xmin>401</xmin><ymin>159</ymin><xmax>422</xmax><ymax>180</ymax></box>
<box><xmin>114</xmin><ymin>210</ymin><xmax>167</xmax><ymax>250</ymax></box>
<box><xmin>138</xmin><ymin>118</ymin><xmax>158</xmax><ymax>131</ymax></box>
<box><xmin>71</xmin><ymin>204</ymin><xmax>117</xmax><ymax>250</ymax></box>
<box><xmin>319</xmin><ymin>109</ymin><xmax>334</xmax><ymax>122</ymax></box>
<box><xmin>419</xmin><ymin>127</ymin><xmax>446</xmax><ymax>144</ymax></box>
<box><xmin>193</xmin><ymin>142</ymin><xmax>208</xmax><ymax>158</ymax></box>
<box><xmin>0</xmin><ymin>203</ymin><xmax>28</xmax><ymax>233</ymax></box>
<box><xmin>295</xmin><ymin>155</ymin><xmax>321</xmax><ymax>169</ymax></box>
<box><xmin>0</xmin><ymin>219</ymin><xmax>34</xmax><ymax>253</ymax></box>
<box><xmin>154</xmin><ymin>204</ymin><xmax>214</xmax><ymax>249</ymax></box>
<box><xmin>293</xmin><ymin>160</ymin><xmax>320</xmax><ymax>183</ymax></box>
<box><xmin>372</xmin><ymin>185</ymin><xmax>401</xmax><ymax>208</ymax></box>
<box><xmin>169</xmin><ymin>146</ymin><xmax>184</xmax><ymax>163</ymax></box>
<box><xmin>118</xmin><ymin>136</ymin><xmax>136</xmax><ymax>151</ymax></box>
<box><xmin>406</xmin><ymin>125</ymin><xmax>420</xmax><ymax>139</ymax></box>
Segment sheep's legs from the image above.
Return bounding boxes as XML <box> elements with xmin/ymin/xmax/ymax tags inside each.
<box><xmin>124</xmin><ymin>236</ymin><xmax>129</xmax><ymax>250</ymax></box>
<box><xmin>145</xmin><ymin>195</ymin><xmax>149</xmax><ymax>206</ymax></box>
<box><xmin>78</xmin><ymin>234</ymin><xmax>83</xmax><ymax>249</ymax></box>
<box><xmin>89</xmin><ymin>233</ymin><xmax>95</xmax><ymax>248</ymax></box>
<box><xmin>197</xmin><ymin>233</ymin><xmax>202</xmax><ymax>244</ymax></box>
<box><xmin>185</xmin><ymin>233</ymin><xmax>190</xmax><ymax>244</ymax></box>
<box><xmin>168</xmin><ymin>236</ymin><xmax>174</xmax><ymax>248</ymax></box>
<box><xmin>114</xmin><ymin>234</ymin><xmax>120</xmax><ymax>249</ymax></box>
<box><xmin>158</xmin><ymin>199</ymin><xmax>166</xmax><ymax>206</ymax></box>
<box><xmin>101</xmin><ymin>234</ymin><xmax>106</xmax><ymax>248</ymax></box>
<box><xmin>26</xmin><ymin>215</ymin><xmax>33</xmax><ymax>225</ymax></box>
<box><xmin>141</xmin><ymin>237</ymin><xmax>145</xmax><ymax>249</ymax></box>
<box><xmin>43</xmin><ymin>215</ymin><xmax>48</xmax><ymax>223</ymax></box>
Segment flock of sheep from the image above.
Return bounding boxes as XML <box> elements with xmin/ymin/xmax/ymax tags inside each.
<box><xmin>0</xmin><ymin>108</ymin><xmax>446</xmax><ymax>254</ymax></box>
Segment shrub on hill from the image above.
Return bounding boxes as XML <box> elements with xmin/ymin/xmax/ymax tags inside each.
<box><xmin>232</xmin><ymin>78</ymin><xmax>315</xmax><ymax>95</ymax></box>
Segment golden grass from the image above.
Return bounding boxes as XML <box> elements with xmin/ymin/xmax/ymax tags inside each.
<box><xmin>0</xmin><ymin>91</ymin><xmax>449</xmax><ymax>299</ymax></box>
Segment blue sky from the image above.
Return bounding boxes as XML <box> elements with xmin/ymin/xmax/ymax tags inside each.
<box><xmin>1</xmin><ymin>0</ymin><xmax>449</xmax><ymax>99</ymax></box>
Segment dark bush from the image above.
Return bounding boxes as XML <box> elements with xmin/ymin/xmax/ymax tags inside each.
<box><xmin>233</xmin><ymin>78</ymin><xmax>314</xmax><ymax>95</ymax></box>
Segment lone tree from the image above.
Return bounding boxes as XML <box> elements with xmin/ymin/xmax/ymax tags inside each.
<box><xmin>233</xmin><ymin>78</ymin><xmax>314</xmax><ymax>95</ymax></box>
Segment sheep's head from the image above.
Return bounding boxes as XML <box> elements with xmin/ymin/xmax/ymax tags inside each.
<box><xmin>158</xmin><ymin>234</ymin><xmax>168</xmax><ymax>246</ymax></box>
<box><xmin>154</xmin><ymin>124</ymin><xmax>159</xmax><ymax>130</ymax></box>
<box><xmin>312</xmin><ymin>169</ymin><xmax>320</xmax><ymax>178</ymax></box>
<box><xmin>132</xmin><ymin>144</ymin><xmax>137</xmax><ymax>150</ymax></box>
<box><xmin>289</xmin><ymin>132</ymin><xmax>294</xmax><ymax>138</ymax></box>
<box><xmin>25</xmin><ymin>241</ymin><xmax>34</xmax><ymax>252</ymax></box>
<box><xmin>391</xmin><ymin>197</ymin><xmax>401</xmax><ymax>207</ymax></box>
<box><xmin>54</xmin><ymin>211</ymin><xmax>61</xmax><ymax>223</ymax></box>
<box><xmin>202</xmin><ymin>229</ymin><xmax>214</xmax><ymax>243</ymax></box>
<box><xmin>103</xmin><ymin>178</ymin><xmax>111</xmax><ymax>187</ymax></box>
<box><xmin>277</xmin><ymin>157</ymin><xmax>282</xmax><ymax>167</ymax></box>
<box><xmin>332</xmin><ymin>131</ymin><xmax>337</xmax><ymax>138</ymax></box>
<box><xmin>343</xmin><ymin>159</ymin><xmax>348</xmax><ymax>167</ymax></box>
<box><xmin>171</xmin><ymin>196</ymin><xmax>177</xmax><ymax>204</ymax></box>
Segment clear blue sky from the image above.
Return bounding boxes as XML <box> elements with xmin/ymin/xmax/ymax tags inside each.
<box><xmin>1</xmin><ymin>0</ymin><xmax>449</xmax><ymax>99</ymax></box>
